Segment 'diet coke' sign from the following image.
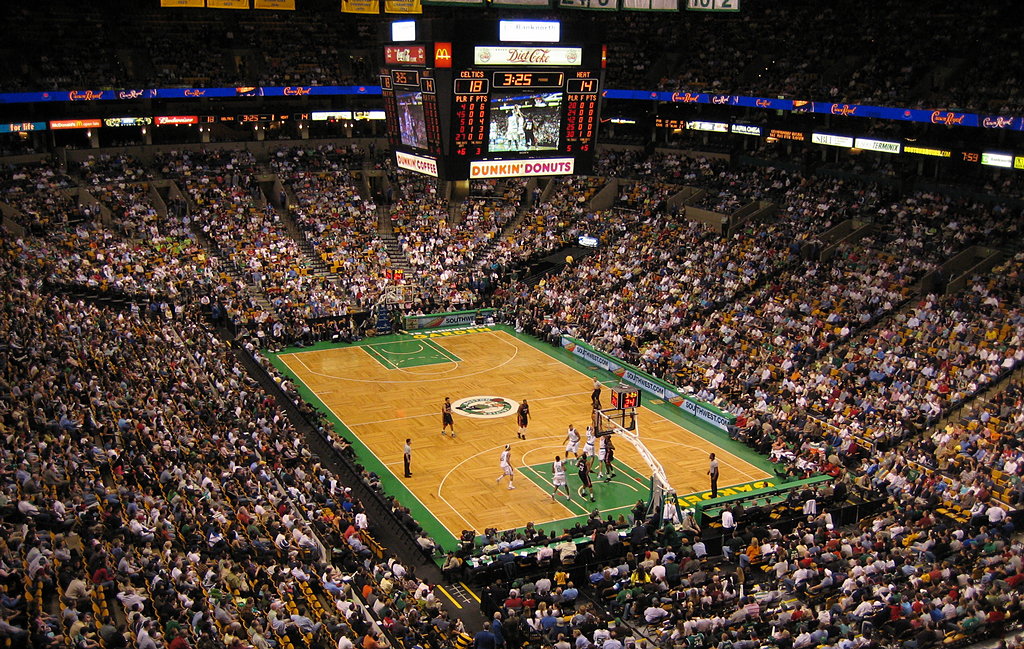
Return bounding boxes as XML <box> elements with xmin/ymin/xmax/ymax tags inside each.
<box><xmin>473</xmin><ymin>46</ymin><xmax>582</xmax><ymax>66</ymax></box>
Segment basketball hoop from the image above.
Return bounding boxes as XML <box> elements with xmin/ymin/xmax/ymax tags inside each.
<box><xmin>594</xmin><ymin>406</ymin><xmax>682</xmax><ymax>526</ymax></box>
<box><xmin>594</xmin><ymin>406</ymin><xmax>671</xmax><ymax>494</ymax></box>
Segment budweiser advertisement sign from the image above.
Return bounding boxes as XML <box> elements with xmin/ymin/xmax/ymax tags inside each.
<box><xmin>385</xmin><ymin>46</ymin><xmax>426</xmax><ymax>66</ymax></box>
<box><xmin>155</xmin><ymin>115</ymin><xmax>198</xmax><ymax>126</ymax></box>
<box><xmin>474</xmin><ymin>46</ymin><xmax>582</xmax><ymax>66</ymax></box>
<box><xmin>395</xmin><ymin>151</ymin><xmax>438</xmax><ymax>177</ymax></box>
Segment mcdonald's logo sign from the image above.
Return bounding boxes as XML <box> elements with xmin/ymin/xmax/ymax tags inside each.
<box><xmin>434</xmin><ymin>42</ymin><xmax>452</xmax><ymax>68</ymax></box>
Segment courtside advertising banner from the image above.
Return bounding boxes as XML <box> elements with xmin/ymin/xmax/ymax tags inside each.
<box><xmin>404</xmin><ymin>309</ymin><xmax>496</xmax><ymax>330</ymax></box>
<box><xmin>561</xmin><ymin>336</ymin><xmax>735</xmax><ymax>431</ymax></box>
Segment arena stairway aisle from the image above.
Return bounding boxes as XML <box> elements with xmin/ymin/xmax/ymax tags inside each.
<box><xmin>264</xmin><ymin>184</ymin><xmax>347</xmax><ymax>287</ymax></box>
<box><xmin>177</xmin><ymin>189</ymin><xmax>276</xmax><ymax>315</ymax></box>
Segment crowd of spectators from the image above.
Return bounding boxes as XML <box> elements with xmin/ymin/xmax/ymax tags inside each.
<box><xmin>388</xmin><ymin>172</ymin><xmax>464</xmax><ymax>299</ymax></box>
<box><xmin>690</xmin><ymin>164</ymin><xmax>797</xmax><ymax>215</ymax></box>
<box><xmin>76</xmin><ymin>154</ymin><xmax>153</xmax><ymax>187</ymax></box>
<box><xmin>387</xmin><ymin>173</ymin><xmax>529</xmax><ymax>307</ymax></box>
<box><xmin>0</xmin><ymin>162</ymin><xmax>78</xmax><ymax>232</ymax></box>
<box><xmin>1</xmin><ymin>159</ymin><xmax>212</xmax><ymax>301</ymax></box>
<box><xmin>928</xmin><ymin>324</ymin><xmax>1024</xmax><ymax>508</ymax></box>
<box><xmin>2</xmin><ymin>150</ymin><xmax>381</xmax><ymax>347</ymax></box>
<box><xmin>869</xmin><ymin>193</ymin><xmax>1021</xmax><ymax>267</ymax></box>
<box><xmin>633</xmin><ymin>241</ymin><xmax>925</xmax><ymax>404</ymax></box>
<box><xmin>273</xmin><ymin>146</ymin><xmax>393</xmax><ymax>307</ymax></box>
<box><xmin>4</xmin><ymin>143</ymin><xmax>1024</xmax><ymax>649</ymax></box>
<box><xmin>162</xmin><ymin>149</ymin><xmax>361</xmax><ymax>336</ymax></box>
<box><xmin>0</xmin><ymin>234</ymin><xmax>468</xmax><ymax>648</ymax></box>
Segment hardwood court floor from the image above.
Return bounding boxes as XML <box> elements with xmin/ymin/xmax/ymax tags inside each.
<box><xmin>274</xmin><ymin>327</ymin><xmax>771</xmax><ymax>545</ymax></box>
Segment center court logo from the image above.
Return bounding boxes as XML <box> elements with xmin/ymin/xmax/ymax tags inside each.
<box><xmin>451</xmin><ymin>396</ymin><xmax>517</xmax><ymax>419</ymax></box>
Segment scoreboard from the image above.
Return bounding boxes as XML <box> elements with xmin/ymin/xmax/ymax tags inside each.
<box><xmin>381</xmin><ymin>68</ymin><xmax>443</xmax><ymax>157</ymax></box>
<box><xmin>610</xmin><ymin>386</ymin><xmax>641</xmax><ymax>410</ymax></box>
<box><xmin>449</xmin><ymin>68</ymin><xmax>601</xmax><ymax>164</ymax></box>
<box><xmin>381</xmin><ymin>20</ymin><xmax>605</xmax><ymax>181</ymax></box>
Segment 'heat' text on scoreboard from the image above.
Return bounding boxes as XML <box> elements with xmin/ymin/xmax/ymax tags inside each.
<box><xmin>565</xmin><ymin>72</ymin><xmax>600</xmax><ymax>152</ymax></box>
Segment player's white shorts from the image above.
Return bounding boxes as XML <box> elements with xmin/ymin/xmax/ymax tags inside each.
<box><xmin>598</xmin><ymin>447</ymin><xmax>608</xmax><ymax>462</ymax></box>
<box><xmin>566</xmin><ymin>441</ymin><xmax>579</xmax><ymax>455</ymax></box>
<box><xmin>500</xmin><ymin>464</ymin><xmax>513</xmax><ymax>476</ymax></box>
<box><xmin>553</xmin><ymin>473</ymin><xmax>567</xmax><ymax>487</ymax></box>
<box><xmin>583</xmin><ymin>443</ymin><xmax>595</xmax><ymax>456</ymax></box>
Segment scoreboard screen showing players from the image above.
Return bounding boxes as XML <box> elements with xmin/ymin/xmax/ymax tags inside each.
<box><xmin>381</xmin><ymin>20</ymin><xmax>605</xmax><ymax>180</ymax></box>
<box><xmin>487</xmin><ymin>91</ymin><xmax>562</xmax><ymax>153</ymax></box>
<box><xmin>397</xmin><ymin>90</ymin><xmax>428</xmax><ymax>149</ymax></box>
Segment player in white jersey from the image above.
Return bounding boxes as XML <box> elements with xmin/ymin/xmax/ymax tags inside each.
<box><xmin>583</xmin><ymin>426</ymin><xmax>596</xmax><ymax>457</ymax></box>
<box><xmin>550</xmin><ymin>455</ymin><xmax>569</xmax><ymax>501</ymax></box>
<box><xmin>564</xmin><ymin>424</ymin><xmax>581</xmax><ymax>459</ymax></box>
<box><xmin>496</xmin><ymin>444</ymin><xmax>515</xmax><ymax>489</ymax></box>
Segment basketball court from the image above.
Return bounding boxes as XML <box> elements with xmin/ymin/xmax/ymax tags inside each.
<box><xmin>265</xmin><ymin>325</ymin><xmax>775</xmax><ymax>550</ymax></box>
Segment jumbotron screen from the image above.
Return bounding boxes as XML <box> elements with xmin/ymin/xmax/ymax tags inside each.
<box><xmin>488</xmin><ymin>91</ymin><xmax>562</xmax><ymax>153</ymax></box>
<box><xmin>381</xmin><ymin>20</ymin><xmax>605</xmax><ymax>181</ymax></box>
